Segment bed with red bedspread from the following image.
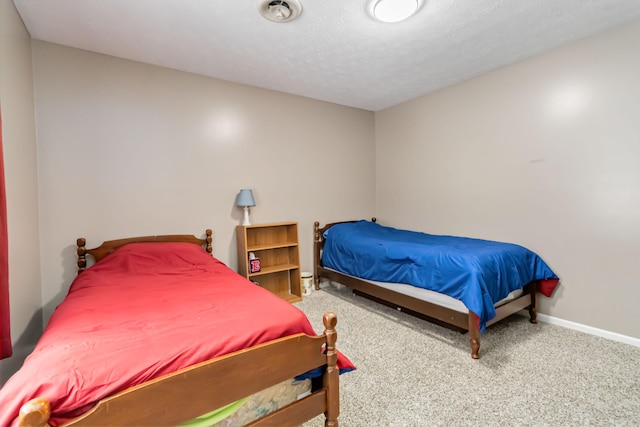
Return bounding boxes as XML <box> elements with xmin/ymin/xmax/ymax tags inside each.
<box><xmin>0</xmin><ymin>232</ymin><xmax>353</xmax><ymax>426</ymax></box>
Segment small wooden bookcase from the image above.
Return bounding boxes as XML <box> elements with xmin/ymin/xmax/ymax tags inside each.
<box><xmin>236</xmin><ymin>222</ymin><xmax>302</xmax><ymax>303</ymax></box>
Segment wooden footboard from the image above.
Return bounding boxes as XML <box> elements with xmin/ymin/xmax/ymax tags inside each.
<box><xmin>18</xmin><ymin>313</ymin><xmax>341</xmax><ymax>427</ymax></box>
<box><xmin>313</xmin><ymin>219</ymin><xmax>539</xmax><ymax>359</ymax></box>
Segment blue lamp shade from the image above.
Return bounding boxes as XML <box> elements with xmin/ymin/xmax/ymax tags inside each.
<box><xmin>236</xmin><ymin>189</ymin><xmax>256</xmax><ymax>226</ymax></box>
<box><xmin>236</xmin><ymin>189</ymin><xmax>256</xmax><ymax>207</ymax></box>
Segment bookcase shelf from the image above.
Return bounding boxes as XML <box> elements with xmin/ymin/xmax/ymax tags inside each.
<box><xmin>236</xmin><ymin>222</ymin><xmax>302</xmax><ymax>303</ymax></box>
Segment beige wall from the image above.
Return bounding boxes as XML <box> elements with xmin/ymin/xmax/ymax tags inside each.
<box><xmin>31</xmin><ymin>41</ymin><xmax>376</xmax><ymax>323</ymax></box>
<box><xmin>0</xmin><ymin>0</ymin><xmax>41</xmax><ymax>382</ymax></box>
<box><xmin>3</xmin><ymin>8</ymin><xmax>637</xmax><ymax>380</ymax></box>
<box><xmin>375</xmin><ymin>20</ymin><xmax>640</xmax><ymax>339</ymax></box>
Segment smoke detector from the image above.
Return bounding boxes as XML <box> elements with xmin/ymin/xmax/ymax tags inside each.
<box><xmin>258</xmin><ymin>0</ymin><xmax>302</xmax><ymax>23</ymax></box>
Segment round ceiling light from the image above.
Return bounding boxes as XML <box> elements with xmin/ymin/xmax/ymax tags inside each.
<box><xmin>372</xmin><ymin>0</ymin><xmax>419</xmax><ymax>23</ymax></box>
<box><xmin>258</xmin><ymin>0</ymin><xmax>302</xmax><ymax>23</ymax></box>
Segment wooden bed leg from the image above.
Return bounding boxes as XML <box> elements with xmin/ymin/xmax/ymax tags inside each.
<box><xmin>468</xmin><ymin>312</ymin><xmax>480</xmax><ymax>359</ymax></box>
<box><xmin>528</xmin><ymin>283</ymin><xmax>538</xmax><ymax>324</ymax></box>
<box><xmin>19</xmin><ymin>398</ymin><xmax>51</xmax><ymax>427</ymax></box>
<box><xmin>323</xmin><ymin>312</ymin><xmax>339</xmax><ymax>427</ymax></box>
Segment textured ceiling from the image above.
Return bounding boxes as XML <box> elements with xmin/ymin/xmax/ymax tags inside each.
<box><xmin>12</xmin><ymin>0</ymin><xmax>640</xmax><ymax>111</ymax></box>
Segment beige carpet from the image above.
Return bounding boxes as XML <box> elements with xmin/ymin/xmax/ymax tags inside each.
<box><xmin>295</xmin><ymin>282</ymin><xmax>640</xmax><ymax>427</ymax></box>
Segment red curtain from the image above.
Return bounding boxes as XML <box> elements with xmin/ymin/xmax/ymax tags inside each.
<box><xmin>0</xmin><ymin>113</ymin><xmax>12</xmax><ymax>359</ymax></box>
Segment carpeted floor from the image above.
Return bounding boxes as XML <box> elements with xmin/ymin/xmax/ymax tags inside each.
<box><xmin>295</xmin><ymin>282</ymin><xmax>640</xmax><ymax>427</ymax></box>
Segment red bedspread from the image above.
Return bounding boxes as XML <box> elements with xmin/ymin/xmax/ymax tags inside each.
<box><xmin>0</xmin><ymin>242</ymin><xmax>353</xmax><ymax>426</ymax></box>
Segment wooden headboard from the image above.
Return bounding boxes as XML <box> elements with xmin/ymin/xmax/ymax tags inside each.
<box><xmin>313</xmin><ymin>218</ymin><xmax>376</xmax><ymax>289</ymax></box>
<box><xmin>76</xmin><ymin>229</ymin><xmax>213</xmax><ymax>273</ymax></box>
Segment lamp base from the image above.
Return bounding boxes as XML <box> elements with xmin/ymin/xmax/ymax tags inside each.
<box><xmin>241</xmin><ymin>206</ymin><xmax>252</xmax><ymax>226</ymax></box>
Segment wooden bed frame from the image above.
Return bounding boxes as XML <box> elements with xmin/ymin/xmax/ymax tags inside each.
<box><xmin>313</xmin><ymin>219</ymin><xmax>539</xmax><ymax>359</ymax></box>
<box><xmin>18</xmin><ymin>230</ymin><xmax>341</xmax><ymax>427</ymax></box>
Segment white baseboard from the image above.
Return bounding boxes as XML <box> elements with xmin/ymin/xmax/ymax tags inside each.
<box><xmin>519</xmin><ymin>310</ymin><xmax>640</xmax><ymax>348</ymax></box>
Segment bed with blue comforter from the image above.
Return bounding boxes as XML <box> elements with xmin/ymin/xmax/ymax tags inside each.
<box><xmin>314</xmin><ymin>219</ymin><xmax>559</xmax><ymax>358</ymax></box>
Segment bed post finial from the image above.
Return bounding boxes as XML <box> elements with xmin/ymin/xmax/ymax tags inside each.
<box><xmin>205</xmin><ymin>229</ymin><xmax>213</xmax><ymax>254</ymax></box>
<box><xmin>19</xmin><ymin>398</ymin><xmax>51</xmax><ymax>427</ymax></box>
<box><xmin>77</xmin><ymin>238</ymin><xmax>87</xmax><ymax>273</ymax></box>
<box><xmin>322</xmin><ymin>312</ymin><xmax>339</xmax><ymax>426</ymax></box>
<box><xmin>314</xmin><ymin>222</ymin><xmax>321</xmax><ymax>290</ymax></box>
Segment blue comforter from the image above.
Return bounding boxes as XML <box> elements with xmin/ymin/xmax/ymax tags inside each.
<box><xmin>321</xmin><ymin>221</ymin><xmax>558</xmax><ymax>331</ymax></box>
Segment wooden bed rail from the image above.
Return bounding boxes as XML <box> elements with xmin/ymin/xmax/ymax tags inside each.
<box><xmin>18</xmin><ymin>312</ymin><xmax>340</xmax><ymax>427</ymax></box>
<box><xmin>77</xmin><ymin>229</ymin><xmax>213</xmax><ymax>272</ymax></box>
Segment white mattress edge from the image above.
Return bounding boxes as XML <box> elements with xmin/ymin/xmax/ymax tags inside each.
<box><xmin>323</xmin><ymin>268</ymin><xmax>523</xmax><ymax>313</ymax></box>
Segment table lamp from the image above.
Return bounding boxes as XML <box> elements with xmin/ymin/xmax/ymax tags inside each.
<box><xmin>236</xmin><ymin>189</ymin><xmax>256</xmax><ymax>226</ymax></box>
